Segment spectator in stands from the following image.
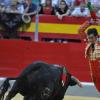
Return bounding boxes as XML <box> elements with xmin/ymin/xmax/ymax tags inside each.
<box><xmin>0</xmin><ymin>0</ymin><xmax>11</xmax><ymax>13</ymax></box>
<box><xmin>18</xmin><ymin>0</ymin><xmax>24</xmax><ymax>3</ymax></box>
<box><xmin>91</xmin><ymin>0</ymin><xmax>100</xmax><ymax>18</ymax></box>
<box><xmin>0</xmin><ymin>2</ymin><xmax>6</xmax><ymax>13</ymax></box>
<box><xmin>52</xmin><ymin>0</ymin><xmax>75</xmax><ymax>7</ymax></box>
<box><xmin>54</xmin><ymin>0</ymin><xmax>70</xmax><ymax>20</ymax></box>
<box><xmin>74</xmin><ymin>0</ymin><xmax>86</xmax><ymax>6</ymax></box>
<box><xmin>17</xmin><ymin>1</ymin><xmax>25</xmax><ymax>14</ymax></box>
<box><xmin>71</xmin><ymin>2</ymin><xmax>90</xmax><ymax>17</ymax></box>
<box><xmin>32</xmin><ymin>0</ymin><xmax>40</xmax><ymax>4</ymax></box>
<box><xmin>0</xmin><ymin>0</ymin><xmax>24</xmax><ymax>14</ymax></box>
<box><xmin>65</xmin><ymin>0</ymin><xmax>75</xmax><ymax>6</ymax></box>
<box><xmin>89</xmin><ymin>0</ymin><xmax>100</xmax><ymax>8</ymax></box>
<box><xmin>96</xmin><ymin>9</ymin><xmax>100</xmax><ymax>17</ymax></box>
<box><xmin>23</xmin><ymin>0</ymin><xmax>37</xmax><ymax>13</ymax></box>
<box><xmin>7</xmin><ymin>0</ymin><xmax>24</xmax><ymax>14</ymax></box>
<box><xmin>39</xmin><ymin>0</ymin><xmax>54</xmax><ymax>15</ymax></box>
<box><xmin>2</xmin><ymin>0</ymin><xmax>11</xmax><ymax>7</ymax></box>
<box><xmin>89</xmin><ymin>5</ymin><xmax>99</xmax><ymax>17</ymax></box>
<box><xmin>41</xmin><ymin>0</ymin><xmax>45</xmax><ymax>4</ymax></box>
<box><xmin>23</xmin><ymin>0</ymin><xmax>37</xmax><ymax>15</ymax></box>
<box><xmin>10</xmin><ymin>1</ymin><xmax>19</xmax><ymax>13</ymax></box>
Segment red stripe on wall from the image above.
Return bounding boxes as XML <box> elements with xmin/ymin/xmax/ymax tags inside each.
<box><xmin>19</xmin><ymin>32</ymin><xmax>81</xmax><ymax>40</ymax></box>
<box><xmin>32</xmin><ymin>15</ymin><xmax>90</xmax><ymax>24</ymax></box>
<box><xmin>39</xmin><ymin>33</ymin><xmax>81</xmax><ymax>39</ymax></box>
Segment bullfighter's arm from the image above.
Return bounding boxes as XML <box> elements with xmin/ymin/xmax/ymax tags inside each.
<box><xmin>78</xmin><ymin>20</ymin><xmax>91</xmax><ymax>41</ymax></box>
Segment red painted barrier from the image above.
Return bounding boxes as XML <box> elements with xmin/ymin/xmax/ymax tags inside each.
<box><xmin>0</xmin><ymin>40</ymin><xmax>91</xmax><ymax>82</ymax></box>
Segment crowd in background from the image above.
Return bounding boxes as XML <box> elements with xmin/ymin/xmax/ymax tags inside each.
<box><xmin>0</xmin><ymin>0</ymin><xmax>100</xmax><ymax>40</ymax></box>
<box><xmin>0</xmin><ymin>0</ymin><xmax>100</xmax><ymax>20</ymax></box>
<box><xmin>39</xmin><ymin>0</ymin><xmax>100</xmax><ymax>20</ymax></box>
<box><xmin>0</xmin><ymin>0</ymin><xmax>37</xmax><ymax>14</ymax></box>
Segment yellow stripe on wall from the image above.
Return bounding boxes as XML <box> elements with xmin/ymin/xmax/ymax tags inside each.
<box><xmin>20</xmin><ymin>23</ymin><xmax>100</xmax><ymax>34</ymax></box>
<box><xmin>38</xmin><ymin>23</ymin><xmax>79</xmax><ymax>34</ymax></box>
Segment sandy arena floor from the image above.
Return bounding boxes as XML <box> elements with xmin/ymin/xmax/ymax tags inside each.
<box><xmin>11</xmin><ymin>94</ymin><xmax>100</xmax><ymax>100</ymax></box>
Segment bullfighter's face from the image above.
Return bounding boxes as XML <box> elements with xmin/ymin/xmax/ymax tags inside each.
<box><xmin>87</xmin><ymin>34</ymin><xmax>97</xmax><ymax>44</ymax></box>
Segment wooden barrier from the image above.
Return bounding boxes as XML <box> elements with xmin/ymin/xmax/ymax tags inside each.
<box><xmin>0</xmin><ymin>40</ymin><xmax>91</xmax><ymax>82</ymax></box>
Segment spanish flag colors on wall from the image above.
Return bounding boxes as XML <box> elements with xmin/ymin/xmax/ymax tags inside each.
<box><xmin>20</xmin><ymin>16</ymin><xmax>100</xmax><ymax>35</ymax></box>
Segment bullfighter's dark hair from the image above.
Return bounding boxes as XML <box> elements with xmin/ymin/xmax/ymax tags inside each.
<box><xmin>87</xmin><ymin>28</ymin><xmax>98</xmax><ymax>36</ymax></box>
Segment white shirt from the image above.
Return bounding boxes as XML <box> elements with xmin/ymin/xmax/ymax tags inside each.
<box><xmin>96</xmin><ymin>10</ymin><xmax>100</xmax><ymax>17</ymax></box>
<box><xmin>92</xmin><ymin>0</ymin><xmax>100</xmax><ymax>7</ymax></box>
<box><xmin>17</xmin><ymin>4</ymin><xmax>24</xmax><ymax>14</ymax></box>
<box><xmin>71</xmin><ymin>7</ymin><xmax>90</xmax><ymax>17</ymax></box>
<box><xmin>3</xmin><ymin>0</ymin><xmax>11</xmax><ymax>7</ymax></box>
<box><xmin>41</xmin><ymin>0</ymin><xmax>45</xmax><ymax>4</ymax></box>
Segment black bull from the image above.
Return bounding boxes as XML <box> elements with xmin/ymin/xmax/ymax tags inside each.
<box><xmin>0</xmin><ymin>61</ymin><xmax>82</xmax><ymax>100</ymax></box>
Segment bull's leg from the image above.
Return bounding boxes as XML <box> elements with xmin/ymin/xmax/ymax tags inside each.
<box><xmin>5</xmin><ymin>81</ymin><xmax>20</xmax><ymax>100</ymax></box>
<box><xmin>5</xmin><ymin>89</ymin><xmax>18</xmax><ymax>100</ymax></box>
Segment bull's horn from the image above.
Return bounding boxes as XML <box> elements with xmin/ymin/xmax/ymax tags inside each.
<box><xmin>22</xmin><ymin>14</ymin><xmax>31</xmax><ymax>24</ymax></box>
